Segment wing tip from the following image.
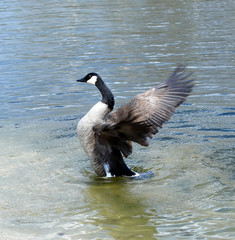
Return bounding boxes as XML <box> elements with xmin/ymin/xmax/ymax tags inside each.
<box><xmin>167</xmin><ymin>65</ymin><xmax>194</xmax><ymax>86</ymax></box>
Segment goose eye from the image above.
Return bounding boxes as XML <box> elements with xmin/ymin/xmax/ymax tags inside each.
<box><xmin>86</xmin><ymin>74</ymin><xmax>91</xmax><ymax>80</ymax></box>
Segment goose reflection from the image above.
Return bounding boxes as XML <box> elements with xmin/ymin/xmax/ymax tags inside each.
<box><xmin>83</xmin><ymin>177</ymin><xmax>157</xmax><ymax>239</ymax></box>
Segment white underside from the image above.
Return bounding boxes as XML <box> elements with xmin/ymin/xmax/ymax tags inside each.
<box><xmin>103</xmin><ymin>163</ymin><xmax>139</xmax><ymax>178</ymax></box>
<box><xmin>132</xmin><ymin>172</ymin><xmax>139</xmax><ymax>177</ymax></box>
<box><xmin>103</xmin><ymin>163</ymin><xmax>113</xmax><ymax>177</ymax></box>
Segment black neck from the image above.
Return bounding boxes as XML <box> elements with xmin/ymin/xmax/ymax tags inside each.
<box><xmin>96</xmin><ymin>80</ymin><xmax>115</xmax><ymax>110</ymax></box>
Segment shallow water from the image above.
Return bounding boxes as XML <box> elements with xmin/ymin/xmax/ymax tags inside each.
<box><xmin>0</xmin><ymin>0</ymin><xmax>234</xmax><ymax>239</ymax></box>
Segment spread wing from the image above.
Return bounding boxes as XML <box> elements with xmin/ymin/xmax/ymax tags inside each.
<box><xmin>94</xmin><ymin>66</ymin><xmax>194</xmax><ymax>158</ymax></box>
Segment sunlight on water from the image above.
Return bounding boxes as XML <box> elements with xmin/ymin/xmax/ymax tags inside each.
<box><xmin>0</xmin><ymin>0</ymin><xmax>234</xmax><ymax>239</ymax></box>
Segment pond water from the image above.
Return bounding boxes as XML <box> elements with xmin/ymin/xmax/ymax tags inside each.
<box><xmin>0</xmin><ymin>0</ymin><xmax>234</xmax><ymax>239</ymax></box>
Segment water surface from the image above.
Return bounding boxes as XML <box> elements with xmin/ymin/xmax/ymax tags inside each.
<box><xmin>0</xmin><ymin>0</ymin><xmax>234</xmax><ymax>239</ymax></box>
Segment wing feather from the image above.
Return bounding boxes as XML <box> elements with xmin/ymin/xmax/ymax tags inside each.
<box><xmin>94</xmin><ymin>66</ymin><xmax>194</xmax><ymax>157</ymax></box>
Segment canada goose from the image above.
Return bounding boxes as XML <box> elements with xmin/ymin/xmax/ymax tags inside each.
<box><xmin>77</xmin><ymin>66</ymin><xmax>194</xmax><ymax>177</ymax></box>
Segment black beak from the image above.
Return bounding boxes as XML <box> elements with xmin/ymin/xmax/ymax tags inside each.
<box><xmin>76</xmin><ymin>77</ymin><xmax>86</xmax><ymax>82</ymax></box>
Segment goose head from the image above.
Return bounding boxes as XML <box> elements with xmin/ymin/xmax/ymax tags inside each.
<box><xmin>77</xmin><ymin>73</ymin><xmax>115</xmax><ymax>110</ymax></box>
<box><xmin>77</xmin><ymin>72</ymin><xmax>101</xmax><ymax>85</ymax></box>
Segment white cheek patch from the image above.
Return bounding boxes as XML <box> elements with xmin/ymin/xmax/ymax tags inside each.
<box><xmin>87</xmin><ymin>76</ymin><xmax>97</xmax><ymax>85</ymax></box>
